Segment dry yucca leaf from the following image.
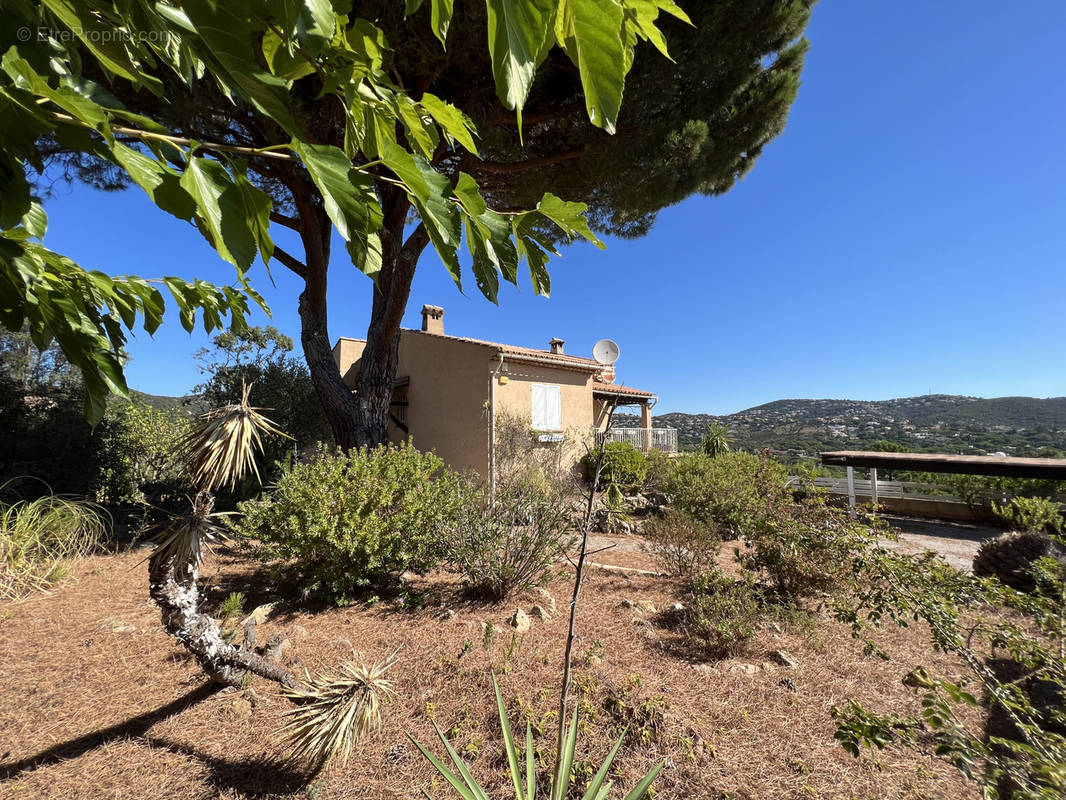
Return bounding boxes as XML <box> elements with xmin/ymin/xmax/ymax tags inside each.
<box><xmin>279</xmin><ymin>653</ymin><xmax>397</xmax><ymax>768</ymax></box>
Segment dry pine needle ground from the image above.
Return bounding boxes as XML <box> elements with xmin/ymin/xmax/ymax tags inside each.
<box><xmin>0</xmin><ymin>542</ymin><xmax>979</xmax><ymax>800</ymax></box>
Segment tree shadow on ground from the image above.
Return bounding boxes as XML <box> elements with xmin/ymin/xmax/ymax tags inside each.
<box><xmin>142</xmin><ymin>736</ymin><xmax>309</xmax><ymax>797</ymax></box>
<box><xmin>0</xmin><ymin>681</ymin><xmax>220</xmax><ymax>781</ymax></box>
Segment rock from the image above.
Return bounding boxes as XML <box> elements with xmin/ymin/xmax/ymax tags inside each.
<box><xmin>264</xmin><ymin>635</ymin><xmax>291</xmax><ymax>664</ymax></box>
<box><xmin>728</xmin><ymin>663</ymin><xmax>758</xmax><ymax>677</ymax></box>
<box><xmin>691</xmin><ymin>663</ymin><xmax>719</xmax><ymax>675</ymax></box>
<box><xmin>290</xmin><ymin>624</ymin><xmax>310</xmax><ymax>640</ymax></box>
<box><xmin>241</xmin><ymin>603</ymin><xmax>275</xmax><ymax>628</ymax></box>
<box><xmin>644</xmin><ymin>492</ymin><xmax>669</xmax><ymax>508</ymax></box>
<box><xmin>770</xmin><ymin>649</ymin><xmax>799</xmax><ymax>668</ymax></box>
<box><xmin>668</xmin><ymin>602</ymin><xmax>684</xmax><ymax>612</ymax></box>
<box><xmin>508</xmin><ymin>609</ymin><xmax>531</xmax><ymax>634</ymax></box>
<box><xmin>534</xmin><ymin>588</ymin><xmax>557</xmax><ymax>615</ymax></box>
<box><xmin>529</xmin><ymin>604</ymin><xmax>551</xmax><ymax>620</ymax></box>
<box><xmin>230</xmin><ymin>698</ymin><xmax>253</xmax><ymax>718</ymax></box>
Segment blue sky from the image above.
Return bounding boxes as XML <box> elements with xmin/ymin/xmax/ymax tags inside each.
<box><xmin>38</xmin><ymin>1</ymin><xmax>1066</xmax><ymax>414</ymax></box>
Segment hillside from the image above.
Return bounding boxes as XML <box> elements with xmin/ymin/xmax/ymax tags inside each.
<box><xmin>616</xmin><ymin>394</ymin><xmax>1066</xmax><ymax>460</ymax></box>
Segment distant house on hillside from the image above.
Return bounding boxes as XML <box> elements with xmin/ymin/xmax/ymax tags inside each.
<box><xmin>333</xmin><ymin>305</ymin><xmax>676</xmax><ymax>484</ymax></box>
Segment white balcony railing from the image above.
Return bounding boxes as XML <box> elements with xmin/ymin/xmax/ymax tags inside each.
<box><xmin>595</xmin><ymin>427</ymin><xmax>678</xmax><ymax>454</ymax></box>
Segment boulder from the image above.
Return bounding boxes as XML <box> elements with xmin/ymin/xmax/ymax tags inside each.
<box><xmin>508</xmin><ymin>609</ymin><xmax>531</xmax><ymax>634</ymax></box>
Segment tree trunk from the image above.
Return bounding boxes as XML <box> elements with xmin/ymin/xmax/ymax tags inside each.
<box><xmin>351</xmin><ymin>216</ymin><xmax>428</xmax><ymax>447</ymax></box>
<box><xmin>290</xmin><ymin>185</ymin><xmax>430</xmax><ymax>451</ymax></box>
<box><xmin>148</xmin><ymin>494</ymin><xmax>301</xmax><ymax>688</ymax></box>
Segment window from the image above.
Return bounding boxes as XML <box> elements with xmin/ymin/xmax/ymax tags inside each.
<box><xmin>530</xmin><ymin>383</ymin><xmax>562</xmax><ymax>430</ymax></box>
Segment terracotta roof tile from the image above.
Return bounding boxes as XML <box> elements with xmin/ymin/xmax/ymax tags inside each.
<box><xmin>404</xmin><ymin>329</ymin><xmax>604</xmax><ymax>369</ymax></box>
<box><xmin>591</xmin><ymin>383</ymin><xmax>656</xmax><ymax>398</ymax></box>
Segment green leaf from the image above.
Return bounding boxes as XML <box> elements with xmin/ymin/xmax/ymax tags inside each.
<box><xmin>619</xmin><ymin>760</ymin><xmax>664</xmax><ymax>800</ymax></box>
<box><xmin>430</xmin><ymin>0</ymin><xmax>456</xmax><ymax>46</ymax></box>
<box><xmin>382</xmin><ymin>142</ymin><xmax>461</xmax><ymax>284</ymax></box>
<box><xmin>493</xmin><ymin>678</ymin><xmax>525</xmax><ymax>800</ymax></box>
<box><xmin>40</xmin><ymin>0</ymin><xmax>163</xmax><ymax>94</ymax></box>
<box><xmin>552</xmin><ymin>710</ymin><xmax>578</xmax><ymax>800</ymax></box>
<box><xmin>485</xmin><ymin>0</ymin><xmax>555</xmax><ymax>112</ymax></box>
<box><xmin>111</xmin><ymin>143</ymin><xmax>196</xmax><ymax>221</ymax></box>
<box><xmin>581</xmin><ymin>728</ymin><xmax>627</xmax><ymax>800</ymax></box>
<box><xmin>536</xmin><ymin>193</ymin><xmax>603</xmax><ymax>247</ymax></box>
<box><xmin>291</xmin><ymin>141</ymin><xmax>382</xmax><ymax>276</ymax></box>
<box><xmin>21</xmin><ymin>202</ymin><xmax>47</xmax><ymax>241</ymax></box>
<box><xmin>180</xmin><ymin>157</ymin><xmax>258</xmax><ymax>271</ymax></box>
<box><xmin>554</xmin><ymin>0</ymin><xmax>627</xmax><ymax>133</ymax></box>
<box><xmin>232</xmin><ymin>170</ymin><xmax>275</xmax><ymax>267</ymax></box>
<box><xmin>420</xmin><ymin>93</ymin><xmax>478</xmax><ymax>155</ymax></box>
<box><xmin>262</xmin><ymin>29</ymin><xmax>317</xmax><ymax>80</ymax></box>
<box><xmin>453</xmin><ymin>173</ymin><xmax>487</xmax><ymax>216</ymax></box>
<box><xmin>181</xmin><ymin>0</ymin><xmax>299</xmax><ymax>133</ymax></box>
<box><xmin>394</xmin><ymin>94</ymin><xmax>439</xmax><ymax>159</ymax></box>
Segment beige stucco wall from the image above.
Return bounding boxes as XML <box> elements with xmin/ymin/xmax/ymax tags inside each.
<box><xmin>333</xmin><ymin>332</ymin><xmax>494</xmax><ymax>475</ymax></box>
<box><xmin>494</xmin><ymin>361</ymin><xmax>596</xmax><ymax>433</ymax></box>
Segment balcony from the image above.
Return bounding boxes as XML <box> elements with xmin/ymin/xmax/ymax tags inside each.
<box><xmin>595</xmin><ymin>427</ymin><xmax>678</xmax><ymax>454</ymax></box>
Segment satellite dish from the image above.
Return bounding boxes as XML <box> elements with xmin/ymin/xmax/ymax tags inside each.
<box><xmin>593</xmin><ymin>339</ymin><xmax>620</xmax><ymax>366</ymax></box>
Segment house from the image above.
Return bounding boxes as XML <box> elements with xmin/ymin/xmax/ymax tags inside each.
<box><xmin>332</xmin><ymin>305</ymin><xmax>676</xmax><ymax>482</ymax></box>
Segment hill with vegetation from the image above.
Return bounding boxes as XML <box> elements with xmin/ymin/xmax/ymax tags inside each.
<box><xmin>617</xmin><ymin>394</ymin><xmax>1066</xmax><ymax>461</ymax></box>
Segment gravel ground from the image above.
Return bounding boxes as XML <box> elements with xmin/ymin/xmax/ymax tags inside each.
<box><xmin>880</xmin><ymin>514</ymin><xmax>1002</xmax><ymax>572</ymax></box>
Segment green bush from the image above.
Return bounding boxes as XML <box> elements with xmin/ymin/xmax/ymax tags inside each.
<box><xmin>684</xmin><ymin>572</ymin><xmax>761</xmax><ymax>657</ymax></box>
<box><xmin>664</xmin><ymin>451</ymin><xmax>788</xmax><ymax>537</ymax></box>
<box><xmin>737</xmin><ymin>493</ymin><xmax>881</xmax><ymax>602</ymax></box>
<box><xmin>234</xmin><ymin>442</ymin><xmax>467</xmax><ymax>602</ymax></box>
<box><xmin>583</xmin><ymin>441</ymin><xmax>647</xmax><ymax>491</ymax></box>
<box><xmin>441</xmin><ymin>478</ymin><xmax>572</xmax><ymax>600</ymax></box>
<box><xmin>643</xmin><ymin>509</ymin><xmax>720</xmax><ymax>578</ymax></box>
<box><xmin>93</xmin><ymin>401</ymin><xmax>191</xmax><ymax>505</ymax></box>
<box><xmin>993</xmin><ymin>496</ymin><xmax>1064</xmax><ymax>534</ymax></box>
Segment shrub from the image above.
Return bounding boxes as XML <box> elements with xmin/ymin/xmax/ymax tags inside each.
<box><xmin>643</xmin><ymin>447</ymin><xmax>673</xmax><ymax>494</ymax></box>
<box><xmin>683</xmin><ymin>572</ymin><xmax>761</xmax><ymax>657</ymax></box>
<box><xmin>664</xmin><ymin>451</ymin><xmax>788</xmax><ymax>537</ymax></box>
<box><xmin>494</xmin><ymin>411</ymin><xmax>580</xmax><ymax>497</ymax></box>
<box><xmin>993</xmin><ymin>496</ymin><xmax>1063</xmax><ymax>534</ymax></box>
<box><xmin>737</xmin><ymin>493</ymin><xmax>881</xmax><ymax>602</ymax></box>
<box><xmin>643</xmin><ymin>509</ymin><xmax>720</xmax><ymax>578</ymax></box>
<box><xmin>0</xmin><ymin>494</ymin><xmax>108</xmax><ymax>599</ymax></box>
<box><xmin>583</xmin><ymin>441</ymin><xmax>647</xmax><ymax>491</ymax></box>
<box><xmin>234</xmin><ymin>442</ymin><xmax>467</xmax><ymax>602</ymax></box>
<box><xmin>93</xmin><ymin>401</ymin><xmax>191</xmax><ymax>505</ymax></box>
<box><xmin>442</xmin><ymin>478</ymin><xmax>573</xmax><ymax>600</ymax></box>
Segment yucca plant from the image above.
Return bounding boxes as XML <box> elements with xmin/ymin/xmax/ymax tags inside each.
<box><xmin>0</xmin><ymin>493</ymin><xmax>108</xmax><ymax>600</ymax></box>
<box><xmin>147</xmin><ymin>384</ymin><xmax>297</xmax><ymax>687</ymax></box>
<box><xmin>279</xmin><ymin>654</ymin><xmax>398</xmax><ymax>768</ymax></box>
<box><xmin>411</xmin><ymin>677</ymin><xmax>662</xmax><ymax>800</ymax></box>
<box><xmin>180</xmin><ymin>381</ymin><xmax>286</xmax><ymax>493</ymax></box>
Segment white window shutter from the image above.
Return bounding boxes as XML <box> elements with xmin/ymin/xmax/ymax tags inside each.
<box><xmin>546</xmin><ymin>385</ymin><xmax>561</xmax><ymax>429</ymax></box>
<box><xmin>531</xmin><ymin>384</ymin><xmax>547</xmax><ymax>429</ymax></box>
<box><xmin>531</xmin><ymin>384</ymin><xmax>561</xmax><ymax>430</ymax></box>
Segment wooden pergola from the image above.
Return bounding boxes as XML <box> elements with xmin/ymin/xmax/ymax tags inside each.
<box><xmin>820</xmin><ymin>450</ymin><xmax>1066</xmax><ymax>508</ymax></box>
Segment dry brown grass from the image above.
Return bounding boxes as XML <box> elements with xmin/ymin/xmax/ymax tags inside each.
<box><xmin>0</xmin><ymin>540</ymin><xmax>980</xmax><ymax>800</ymax></box>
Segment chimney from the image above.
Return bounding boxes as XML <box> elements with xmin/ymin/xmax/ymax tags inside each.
<box><xmin>549</xmin><ymin>338</ymin><xmax>565</xmax><ymax>354</ymax></box>
<box><xmin>421</xmin><ymin>304</ymin><xmax>445</xmax><ymax>334</ymax></box>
